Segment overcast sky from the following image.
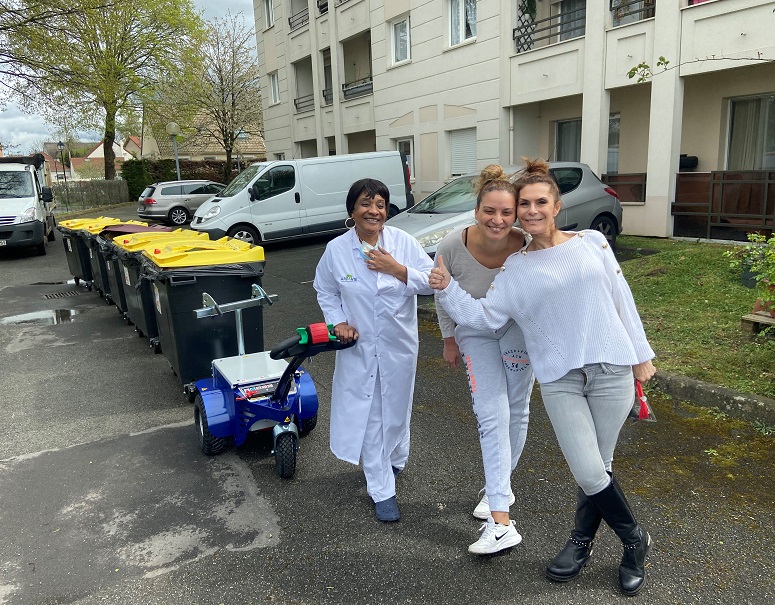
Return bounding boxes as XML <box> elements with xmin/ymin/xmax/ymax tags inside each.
<box><xmin>0</xmin><ymin>0</ymin><xmax>255</xmax><ymax>156</ymax></box>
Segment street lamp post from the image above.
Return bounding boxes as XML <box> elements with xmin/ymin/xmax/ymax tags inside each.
<box><xmin>166</xmin><ymin>122</ymin><xmax>181</xmax><ymax>180</ymax></box>
<box><xmin>56</xmin><ymin>141</ymin><xmax>70</xmax><ymax>211</ymax></box>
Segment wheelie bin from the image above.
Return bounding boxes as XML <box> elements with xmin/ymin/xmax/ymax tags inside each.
<box><xmin>58</xmin><ymin>217</ymin><xmax>122</xmax><ymax>288</ymax></box>
<box><xmin>81</xmin><ymin>220</ymin><xmax>148</xmax><ymax>302</ymax></box>
<box><xmin>99</xmin><ymin>224</ymin><xmax>174</xmax><ymax>316</ymax></box>
<box><xmin>112</xmin><ymin>230</ymin><xmax>212</xmax><ymax>350</ymax></box>
<box><xmin>139</xmin><ymin>240</ymin><xmax>266</xmax><ymax>387</ymax></box>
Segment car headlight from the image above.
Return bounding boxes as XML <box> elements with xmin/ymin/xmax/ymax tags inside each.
<box><xmin>200</xmin><ymin>206</ymin><xmax>221</xmax><ymax>221</ymax></box>
<box><xmin>417</xmin><ymin>227</ymin><xmax>457</xmax><ymax>249</ymax></box>
<box><xmin>19</xmin><ymin>207</ymin><xmax>37</xmax><ymax>223</ymax></box>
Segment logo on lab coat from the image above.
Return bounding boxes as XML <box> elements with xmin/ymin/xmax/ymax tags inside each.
<box><xmin>340</xmin><ymin>274</ymin><xmax>358</xmax><ymax>282</ymax></box>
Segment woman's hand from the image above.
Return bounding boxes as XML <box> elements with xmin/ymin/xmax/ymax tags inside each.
<box><xmin>442</xmin><ymin>337</ymin><xmax>460</xmax><ymax>369</ymax></box>
<box><xmin>633</xmin><ymin>360</ymin><xmax>656</xmax><ymax>383</ymax></box>
<box><xmin>333</xmin><ymin>322</ymin><xmax>359</xmax><ymax>343</ymax></box>
<box><xmin>429</xmin><ymin>254</ymin><xmax>451</xmax><ymax>290</ymax></box>
<box><xmin>366</xmin><ymin>246</ymin><xmax>408</xmax><ymax>283</ymax></box>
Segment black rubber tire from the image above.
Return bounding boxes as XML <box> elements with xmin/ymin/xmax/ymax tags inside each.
<box><xmin>227</xmin><ymin>224</ymin><xmax>260</xmax><ymax>245</ymax></box>
<box><xmin>47</xmin><ymin>226</ymin><xmax>56</xmax><ymax>242</ymax></box>
<box><xmin>590</xmin><ymin>215</ymin><xmax>618</xmax><ymax>249</ymax></box>
<box><xmin>35</xmin><ymin>239</ymin><xmax>46</xmax><ymax>256</ymax></box>
<box><xmin>274</xmin><ymin>433</ymin><xmax>297</xmax><ymax>478</ymax></box>
<box><xmin>195</xmin><ymin>394</ymin><xmax>228</xmax><ymax>455</ymax></box>
<box><xmin>300</xmin><ymin>414</ymin><xmax>318</xmax><ymax>435</ymax></box>
<box><xmin>168</xmin><ymin>207</ymin><xmax>190</xmax><ymax>226</ymax></box>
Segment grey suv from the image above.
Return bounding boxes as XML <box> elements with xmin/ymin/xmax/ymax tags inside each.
<box><xmin>137</xmin><ymin>180</ymin><xmax>226</xmax><ymax>225</ymax></box>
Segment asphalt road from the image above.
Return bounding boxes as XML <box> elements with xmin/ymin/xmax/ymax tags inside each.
<box><xmin>0</xmin><ymin>206</ymin><xmax>773</xmax><ymax>605</ymax></box>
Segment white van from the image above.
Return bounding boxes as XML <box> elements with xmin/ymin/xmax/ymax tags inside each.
<box><xmin>191</xmin><ymin>151</ymin><xmax>413</xmax><ymax>244</ymax></box>
<box><xmin>0</xmin><ymin>154</ymin><xmax>56</xmax><ymax>255</ymax></box>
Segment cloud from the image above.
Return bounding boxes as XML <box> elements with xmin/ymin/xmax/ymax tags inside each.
<box><xmin>196</xmin><ymin>0</ymin><xmax>254</xmax><ymax>21</ymax></box>
<box><xmin>0</xmin><ymin>103</ymin><xmax>55</xmax><ymax>154</ymax></box>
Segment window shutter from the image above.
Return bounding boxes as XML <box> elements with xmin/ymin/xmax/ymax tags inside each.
<box><xmin>449</xmin><ymin>128</ymin><xmax>477</xmax><ymax>176</ymax></box>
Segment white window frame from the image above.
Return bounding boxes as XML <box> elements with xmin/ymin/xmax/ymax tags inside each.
<box><xmin>390</xmin><ymin>15</ymin><xmax>411</xmax><ymax>66</ymax></box>
<box><xmin>264</xmin><ymin>1</ymin><xmax>275</xmax><ymax>29</ymax></box>
<box><xmin>396</xmin><ymin>137</ymin><xmax>414</xmax><ymax>181</ymax></box>
<box><xmin>269</xmin><ymin>72</ymin><xmax>280</xmax><ymax>105</ymax></box>
<box><xmin>275</xmin><ymin>152</ymin><xmax>286</xmax><ymax>161</ymax></box>
<box><xmin>449</xmin><ymin>128</ymin><xmax>477</xmax><ymax>177</ymax></box>
<box><xmin>449</xmin><ymin>0</ymin><xmax>477</xmax><ymax>47</ymax></box>
<box><xmin>555</xmin><ymin>118</ymin><xmax>582</xmax><ymax>162</ymax></box>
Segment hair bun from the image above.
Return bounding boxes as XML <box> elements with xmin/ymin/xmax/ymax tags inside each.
<box><xmin>474</xmin><ymin>164</ymin><xmax>509</xmax><ymax>195</ymax></box>
<box><xmin>522</xmin><ymin>157</ymin><xmax>550</xmax><ymax>176</ymax></box>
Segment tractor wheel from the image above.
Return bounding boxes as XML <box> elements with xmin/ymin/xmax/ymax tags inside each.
<box><xmin>274</xmin><ymin>433</ymin><xmax>297</xmax><ymax>479</ymax></box>
<box><xmin>194</xmin><ymin>394</ymin><xmax>228</xmax><ymax>455</ymax></box>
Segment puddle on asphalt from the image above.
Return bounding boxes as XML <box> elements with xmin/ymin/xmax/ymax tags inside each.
<box><xmin>0</xmin><ymin>309</ymin><xmax>82</xmax><ymax>325</ymax></box>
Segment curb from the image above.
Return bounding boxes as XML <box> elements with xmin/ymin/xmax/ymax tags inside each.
<box><xmin>418</xmin><ymin>304</ymin><xmax>775</xmax><ymax>425</ymax></box>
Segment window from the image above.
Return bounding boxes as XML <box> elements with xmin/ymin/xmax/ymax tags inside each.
<box><xmin>255</xmin><ymin>165</ymin><xmax>295</xmax><ymax>200</ymax></box>
<box><xmin>450</xmin><ymin>0</ymin><xmax>476</xmax><ymax>46</ymax></box>
<box><xmin>264</xmin><ymin>1</ymin><xmax>275</xmax><ymax>28</ymax></box>
<box><xmin>269</xmin><ymin>72</ymin><xmax>280</xmax><ymax>105</ymax></box>
<box><xmin>607</xmin><ymin>113</ymin><xmax>620</xmax><ymax>175</ymax></box>
<box><xmin>391</xmin><ymin>16</ymin><xmax>411</xmax><ymax>64</ymax></box>
<box><xmin>396</xmin><ymin>138</ymin><xmax>414</xmax><ymax>180</ymax></box>
<box><xmin>275</xmin><ymin>153</ymin><xmax>286</xmax><ymax>161</ymax></box>
<box><xmin>449</xmin><ymin>128</ymin><xmax>477</xmax><ymax>176</ymax></box>
<box><xmin>554</xmin><ymin>0</ymin><xmax>586</xmax><ymax>42</ymax></box>
<box><xmin>728</xmin><ymin>95</ymin><xmax>775</xmax><ymax>170</ymax></box>
<box><xmin>556</xmin><ymin>119</ymin><xmax>581</xmax><ymax>162</ymax></box>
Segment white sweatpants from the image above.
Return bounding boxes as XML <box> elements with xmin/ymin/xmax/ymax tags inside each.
<box><xmin>361</xmin><ymin>374</ymin><xmax>410</xmax><ymax>502</ymax></box>
<box><xmin>457</xmin><ymin>321</ymin><xmax>534</xmax><ymax>513</ymax></box>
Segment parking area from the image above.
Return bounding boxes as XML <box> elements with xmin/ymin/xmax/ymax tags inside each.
<box><xmin>0</xmin><ymin>206</ymin><xmax>773</xmax><ymax>605</ymax></box>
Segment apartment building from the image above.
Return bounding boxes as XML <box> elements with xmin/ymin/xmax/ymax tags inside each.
<box><xmin>254</xmin><ymin>0</ymin><xmax>775</xmax><ymax>238</ymax></box>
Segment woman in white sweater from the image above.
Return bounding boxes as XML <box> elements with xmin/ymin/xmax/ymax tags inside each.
<box><xmin>434</xmin><ymin>165</ymin><xmax>535</xmax><ymax>555</ymax></box>
<box><xmin>430</xmin><ymin>158</ymin><xmax>656</xmax><ymax>596</ymax></box>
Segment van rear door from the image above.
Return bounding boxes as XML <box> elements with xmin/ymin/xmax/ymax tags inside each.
<box><xmin>249</xmin><ymin>164</ymin><xmax>303</xmax><ymax>240</ymax></box>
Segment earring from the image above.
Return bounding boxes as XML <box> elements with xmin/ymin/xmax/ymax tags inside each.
<box><xmin>344</xmin><ymin>216</ymin><xmax>355</xmax><ymax>228</ymax></box>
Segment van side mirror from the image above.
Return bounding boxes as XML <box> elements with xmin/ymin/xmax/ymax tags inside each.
<box><xmin>41</xmin><ymin>186</ymin><xmax>53</xmax><ymax>204</ymax></box>
<box><xmin>250</xmin><ymin>179</ymin><xmax>270</xmax><ymax>201</ymax></box>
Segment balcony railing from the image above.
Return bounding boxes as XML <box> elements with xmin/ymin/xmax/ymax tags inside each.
<box><xmin>294</xmin><ymin>93</ymin><xmax>315</xmax><ymax>113</ymax></box>
<box><xmin>602</xmin><ymin>173</ymin><xmax>647</xmax><ymax>203</ymax></box>
<box><xmin>289</xmin><ymin>8</ymin><xmax>309</xmax><ymax>30</ymax></box>
<box><xmin>513</xmin><ymin>4</ymin><xmax>586</xmax><ymax>53</ymax></box>
<box><xmin>610</xmin><ymin>0</ymin><xmax>654</xmax><ymax>27</ymax></box>
<box><xmin>673</xmin><ymin>170</ymin><xmax>775</xmax><ymax>240</ymax></box>
<box><xmin>318</xmin><ymin>0</ymin><xmax>329</xmax><ymax>15</ymax></box>
<box><xmin>342</xmin><ymin>76</ymin><xmax>373</xmax><ymax>100</ymax></box>
<box><xmin>322</xmin><ymin>88</ymin><xmax>333</xmax><ymax>105</ymax></box>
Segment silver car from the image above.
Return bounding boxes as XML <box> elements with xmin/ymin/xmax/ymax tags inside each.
<box><xmin>386</xmin><ymin>162</ymin><xmax>622</xmax><ymax>256</ymax></box>
<box><xmin>137</xmin><ymin>180</ymin><xmax>226</xmax><ymax>226</ymax></box>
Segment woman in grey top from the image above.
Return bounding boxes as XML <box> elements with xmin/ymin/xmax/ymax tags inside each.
<box><xmin>434</xmin><ymin>165</ymin><xmax>535</xmax><ymax>555</ymax></box>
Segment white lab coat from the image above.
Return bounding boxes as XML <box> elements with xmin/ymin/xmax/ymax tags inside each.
<box><xmin>313</xmin><ymin>225</ymin><xmax>434</xmax><ymax>464</ymax></box>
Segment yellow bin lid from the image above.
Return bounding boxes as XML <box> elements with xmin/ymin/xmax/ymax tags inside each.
<box><xmin>59</xmin><ymin>216</ymin><xmax>122</xmax><ymax>231</ymax></box>
<box><xmin>82</xmin><ymin>219</ymin><xmax>147</xmax><ymax>234</ymax></box>
<box><xmin>142</xmin><ymin>238</ymin><xmax>265</xmax><ymax>267</ymax></box>
<box><xmin>113</xmin><ymin>229</ymin><xmax>210</xmax><ymax>252</ymax></box>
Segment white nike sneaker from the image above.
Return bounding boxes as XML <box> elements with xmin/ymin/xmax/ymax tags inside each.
<box><xmin>468</xmin><ymin>516</ymin><xmax>523</xmax><ymax>555</ymax></box>
<box><xmin>473</xmin><ymin>488</ymin><xmax>516</xmax><ymax>520</ymax></box>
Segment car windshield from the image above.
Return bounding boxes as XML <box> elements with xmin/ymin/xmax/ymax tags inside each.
<box><xmin>219</xmin><ymin>163</ymin><xmax>268</xmax><ymax>197</ymax></box>
<box><xmin>409</xmin><ymin>176</ymin><xmax>476</xmax><ymax>214</ymax></box>
<box><xmin>0</xmin><ymin>171</ymin><xmax>33</xmax><ymax>198</ymax></box>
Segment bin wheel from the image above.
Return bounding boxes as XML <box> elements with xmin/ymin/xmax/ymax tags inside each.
<box><xmin>300</xmin><ymin>414</ymin><xmax>318</xmax><ymax>435</ymax></box>
<box><xmin>274</xmin><ymin>433</ymin><xmax>297</xmax><ymax>479</ymax></box>
<box><xmin>151</xmin><ymin>340</ymin><xmax>162</xmax><ymax>355</ymax></box>
<box><xmin>194</xmin><ymin>394</ymin><xmax>228</xmax><ymax>455</ymax></box>
<box><xmin>74</xmin><ymin>277</ymin><xmax>80</xmax><ymax>286</ymax></box>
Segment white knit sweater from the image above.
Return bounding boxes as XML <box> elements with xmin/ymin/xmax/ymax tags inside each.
<box><xmin>436</xmin><ymin>230</ymin><xmax>655</xmax><ymax>384</ymax></box>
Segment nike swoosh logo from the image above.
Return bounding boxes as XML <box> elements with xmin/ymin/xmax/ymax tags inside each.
<box><xmin>494</xmin><ymin>532</ymin><xmax>508</xmax><ymax>541</ymax></box>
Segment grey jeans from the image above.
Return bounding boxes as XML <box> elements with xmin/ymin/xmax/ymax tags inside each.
<box><xmin>539</xmin><ymin>363</ymin><xmax>634</xmax><ymax>496</ymax></box>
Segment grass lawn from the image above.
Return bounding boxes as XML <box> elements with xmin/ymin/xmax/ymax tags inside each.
<box><xmin>616</xmin><ymin>235</ymin><xmax>774</xmax><ymax>400</ymax></box>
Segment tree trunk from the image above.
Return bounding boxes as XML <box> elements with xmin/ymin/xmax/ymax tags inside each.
<box><xmin>103</xmin><ymin>108</ymin><xmax>117</xmax><ymax>180</ymax></box>
<box><xmin>224</xmin><ymin>147</ymin><xmax>233</xmax><ymax>184</ymax></box>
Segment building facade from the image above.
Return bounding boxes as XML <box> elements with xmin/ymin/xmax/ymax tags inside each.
<box><xmin>254</xmin><ymin>0</ymin><xmax>775</xmax><ymax>238</ymax></box>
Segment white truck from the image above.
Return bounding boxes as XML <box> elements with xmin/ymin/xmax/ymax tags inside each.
<box><xmin>0</xmin><ymin>154</ymin><xmax>56</xmax><ymax>255</ymax></box>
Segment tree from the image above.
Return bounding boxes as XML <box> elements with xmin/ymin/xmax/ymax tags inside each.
<box><xmin>148</xmin><ymin>12</ymin><xmax>264</xmax><ymax>184</ymax></box>
<box><xmin>4</xmin><ymin>0</ymin><xmax>205</xmax><ymax>180</ymax></box>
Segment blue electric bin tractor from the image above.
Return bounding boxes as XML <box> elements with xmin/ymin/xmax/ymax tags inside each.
<box><xmin>190</xmin><ymin>285</ymin><xmax>353</xmax><ymax>478</ymax></box>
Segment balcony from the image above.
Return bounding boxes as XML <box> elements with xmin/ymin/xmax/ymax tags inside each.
<box><xmin>673</xmin><ymin>171</ymin><xmax>775</xmax><ymax>240</ymax></box>
<box><xmin>342</xmin><ymin>77</ymin><xmax>373</xmax><ymax>100</ymax></box>
<box><xmin>513</xmin><ymin>2</ymin><xmax>586</xmax><ymax>53</ymax></box>
<box><xmin>610</xmin><ymin>0</ymin><xmax>654</xmax><ymax>27</ymax></box>
<box><xmin>289</xmin><ymin>7</ymin><xmax>309</xmax><ymax>31</ymax></box>
<box><xmin>294</xmin><ymin>93</ymin><xmax>315</xmax><ymax>113</ymax></box>
<box><xmin>322</xmin><ymin>88</ymin><xmax>333</xmax><ymax>105</ymax></box>
<box><xmin>318</xmin><ymin>0</ymin><xmax>328</xmax><ymax>15</ymax></box>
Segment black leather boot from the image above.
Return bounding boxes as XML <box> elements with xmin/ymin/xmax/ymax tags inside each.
<box><xmin>588</xmin><ymin>475</ymin><xmax>653</xmax><ymax>596</ymax></box>
<box><xmin>546</xmin><ymin>487</ymin><xmax>603</xmax><ymax>582</ymax></box>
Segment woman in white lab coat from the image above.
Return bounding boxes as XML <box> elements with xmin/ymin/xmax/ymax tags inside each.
<box><xmin>314</xmin><ymin>178</ymin><xmax>434</xmax><ymax>522</ymax></box>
